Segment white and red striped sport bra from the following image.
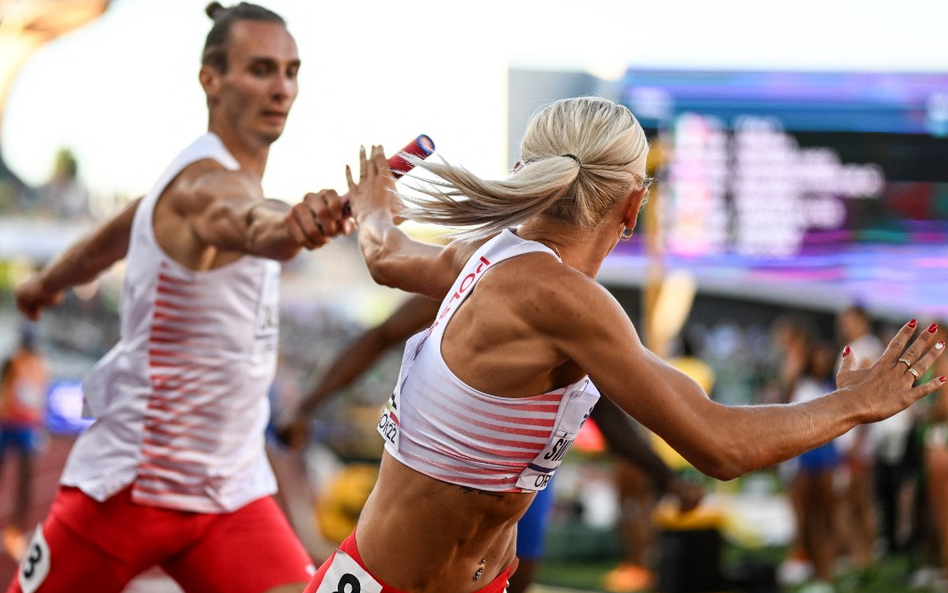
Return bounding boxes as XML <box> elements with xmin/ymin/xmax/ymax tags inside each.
<box><xmin>60</xmin><ymin>133</ymin><xmax>280</xmax><ymax>513</ymax></box>
<box><xmin>377</xmin><ymin>230</ymin><xmax>601</xmax><ymax>492</ymax></box>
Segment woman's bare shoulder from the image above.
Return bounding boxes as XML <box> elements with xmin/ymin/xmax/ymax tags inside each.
<box><xmin>442</xmin><ymin>236</ymin><xmax>491</xmax><ymax>272</ymax></box>
<box><xmin>482</xmin><ymin>254</ymin><xmax>623</xmax><ymax>326</ymax></box>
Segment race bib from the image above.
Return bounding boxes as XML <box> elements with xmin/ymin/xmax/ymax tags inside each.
<box><xmin>515</xmin><ymin>428</ymin><xmax>578</xmax><ymax>491</ymax></box>
<box><xmin>377</xmin><ymin>331</ymin><xmax>426</xmax><ymax>452</ymax></box>
<box><xmin>18</xmin><ymin>526</ymin><xmax>50</xmax><ymax>593</ymax></box>
<box><xmin>377</xmin><ymin>391</ymin><xmax>400</xmax><ymax>451</ymax></box>
<box><xmin>312</xmin><ymin>550</ymin><xmax>383</xmax><ymax>593</ymax></box>
<box><xmin>516</xmin><ymin>379</ymin><xmax>599</xmax><ymax>491</ymax></box>
<box><xmin>254</xmin><ymin>263</ymin><xmax>281</xmax><ymax>339</ymax></box>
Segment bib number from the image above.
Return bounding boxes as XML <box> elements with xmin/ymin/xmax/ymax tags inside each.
<box><xmin>376</xmin><ymin>389</ymin><xmax>400</xmax><ymax>451</ymax></box>
<box><xmin>18</xmin><ymin>526</ymin><xmax>50</xmax><ymax>593</ymax></box>
<box><xmin>254</xmin><ymin>264</ymin><xmax>281</xmax><ymax>339</ymax></box>
<box><xmin>313</xmin><ymin>550</ymin><xmax>383</xmax><ymax>593</ymax></box>
<box><xmin>516</xmin><ymin>380</ymin><xmax>598</xmax><ymax>491</ymax></box>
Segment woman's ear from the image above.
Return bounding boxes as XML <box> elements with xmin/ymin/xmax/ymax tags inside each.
<box><xmin>622</xmin><ymin>186</ymin><xmax>649</xmax><ymax>229</ymax></box>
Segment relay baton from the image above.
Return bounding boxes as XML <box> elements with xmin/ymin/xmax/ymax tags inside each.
<box><xmin>341</xmin><ymin>134</ymin><xmax>436</xmax><ymax>217</ymax></box>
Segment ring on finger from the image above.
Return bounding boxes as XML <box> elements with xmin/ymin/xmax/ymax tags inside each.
<box><xmin>907</xmin><ymin>367</ymin><xmax>920</xmax><ymax>379</ymax></box>
<box><xmin>898</xmin><ymin>357</ymin><xmax>913</xmax><ymax>370</ymax></box>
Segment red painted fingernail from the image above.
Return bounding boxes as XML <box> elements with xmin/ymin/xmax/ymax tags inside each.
<box><xmin>842</xmin><ymin>346</ymin><xmax>851</xmax><ymax>356</ymax></box>
<box><xmin>908</xmin><ymin>319</ymin><xmax>917</xmax><ymax>328</ymax></box>
<box><xmin>938</xmin><ymin>341</ymin><xmax>946</xmax><ymax>350</ymax></box>
<box><xmin>929</xmin><ymin>323</ymin><xmax>939</xmax><ymax>333</ymax></box>
<box><xmin>941</xmin><ymin>377</ymin><xmax>947</xmax><ymax>384</ymax></box>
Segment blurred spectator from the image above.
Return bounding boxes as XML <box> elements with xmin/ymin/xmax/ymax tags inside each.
<box><xmin>603</xmin><ymin>327</ymin><xmax>712</xmax><ymax>593</ymax></box>
<box><xmin>758</xmin><ymin>314</ymin><xmax>817</xmax><ymax>406</ymax></box>
<box><xmin>834</xmin><ymin>304</ymin><xmax>884</xmax><ymax>573</ymax></box>
<box><xmin>768</xmin><ymin>314</ymin><xmax>820</xmax><ymax>587</ymax></box>
<box><xmin>669</xmin><ymin>327</ymin><xmax>716</xmax><ymax>397</ymax></box>
<box><xmin>873</xmin><ymin>322</ymin><xmax>923</xmax><ymax>558</ymax></box>
<box><xmin>603</xmin><ymin>460</ymin><xmax>662</xmax><ymax>593</ymax></box>
<box><xmin>901</xmin><ymin>381</ymin><xmax>934</xmax><ymax>586</ymax></box>
<box><xmin>647</xmin><ymin>326</ymin><xmax>716</xmax><ymax>472</ymax></box>
<box><xmin>0</xmin><ymin>324</ymin><xmax>49</xmax><ymax>561</ymax></box>
<box><xmin>0</xmin><ymin>153</ymin><xmax>38</xmax><ymax>216</ymax></box>
<box><xmin>923</xmin><ymin>322</ymin><xmax>948</xmax><ymax>588</ymax></box>
<box><xmin>37</xmin><ymin>148</ymin><xmax>91</xmax><ymax>221</ymax></box>
<box><xmin>784</xmin><ymin>339</ymin><xmax>843</xmax><ymax>593</ymax></box>
<box><xmin>703</xmin><ymin>320</ymin><xmax>760</xmax><ymax>406</ymax></box>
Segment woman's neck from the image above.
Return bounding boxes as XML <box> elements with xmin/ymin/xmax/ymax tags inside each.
<box><xmin>515</xmin><ymin>218</ymin><xmax>616</xmax><ymax>278</ymax></box>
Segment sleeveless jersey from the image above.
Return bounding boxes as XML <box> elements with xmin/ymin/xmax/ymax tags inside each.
<box><xmin>60</xmin><ymin>133</ymin><xmax>281</xmax><ymax>513</ymax></box>
<box><xmin>377</xmin><ymin>230</ymin><xmax>601</xmax><ymax>492</ymax></box>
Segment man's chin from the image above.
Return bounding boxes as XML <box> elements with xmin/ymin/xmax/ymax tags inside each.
<box><xmin>259</xmin><ymin>128</ymin><xmax>284</xmax><ymax>144</ymax></box>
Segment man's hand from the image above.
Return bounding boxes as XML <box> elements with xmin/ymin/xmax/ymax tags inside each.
<box><xmin>15</xmin><ymin>275</ymin><xmax>63</xmax><ymax>321</ymax></box>
<box><xmin>285</xmin><ymin>189</ymin><xmax>354</xmax><ymax>250</ymax></box>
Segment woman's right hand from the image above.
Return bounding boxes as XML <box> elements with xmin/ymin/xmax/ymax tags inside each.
<box><xmin>345</xmin><ymin>145</ymin><xmax>401</xmax><ymax>225</ymax></box>
<box><xmin>836</xmin><ymin>320</ymin><xmax>946</xmax><ymax>423</ymax></box>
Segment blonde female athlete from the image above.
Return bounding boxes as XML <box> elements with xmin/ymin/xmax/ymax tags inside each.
<box><xmin>304</xmin><ymin>96</ymin><xmax>945</xmax><ymax>593</ymax></box>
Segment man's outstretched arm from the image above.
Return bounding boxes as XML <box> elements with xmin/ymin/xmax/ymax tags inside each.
<box><xmin>16</xmin><ymin>198</ymin><xmax>141</xmax><ymax>320</ymax></box>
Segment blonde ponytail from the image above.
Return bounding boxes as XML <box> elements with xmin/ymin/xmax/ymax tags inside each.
<box><xmin>398</xmin><ymin>97</ymin><xmax>649</xmax><ymax>240</ymax></box>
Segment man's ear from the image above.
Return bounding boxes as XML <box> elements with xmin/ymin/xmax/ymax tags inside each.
<box><xmin>199</xmin><ymin>66</ymin><xmax>220</xmax><ymax>105</ymax></box>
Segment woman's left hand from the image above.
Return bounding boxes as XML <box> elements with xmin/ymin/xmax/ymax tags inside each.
<box><xmin>346</xmin><ymin>145</ymin><xmax>401</xmax><ymax>224</ymax></box>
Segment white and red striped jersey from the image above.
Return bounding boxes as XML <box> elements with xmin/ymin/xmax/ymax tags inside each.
<box><xmin>60</xmin><ymin>133</ymin><xmax>281</xmax><ymax>513</ymax></box>
<box><xmin>377</xmin><ymin>230</ymin><xmax>601</xmax><ymax>492</ymax></box>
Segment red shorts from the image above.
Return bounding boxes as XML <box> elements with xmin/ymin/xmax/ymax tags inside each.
<box><xmin>7</xmin><ymin>485</ymin><xmax>314</xmax><ymax>593</ymax></box>
<box><xmin>304</xmin><ymin>531</ymin><xmax>515</xmax><ymax>593</ymax></box>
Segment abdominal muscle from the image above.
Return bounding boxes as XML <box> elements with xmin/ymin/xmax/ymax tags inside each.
<box><xmin>355</xmin><ymin>452</ymin><xmax>535</xmax><ymax>593</ymax></box>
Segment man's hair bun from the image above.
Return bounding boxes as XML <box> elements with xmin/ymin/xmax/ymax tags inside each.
<box><xmin>205</xmin><ymin>2</ymin><xmax>226</xmax><ymax>20</ymax></box>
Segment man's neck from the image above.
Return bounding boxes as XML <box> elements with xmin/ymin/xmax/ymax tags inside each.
<box><xmin>209</xmin><ymin>126</ymin><xmax>270</xmax><ymax>178</ymax></box>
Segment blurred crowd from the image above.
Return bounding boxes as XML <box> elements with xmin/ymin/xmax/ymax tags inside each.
<box><xmin>0</xmin><ymin>149</ymin><xmax>92</xmax><ymax>222</ymax></box>
<box><xmin>762</xmin><ymin>306</ymin><xmax>948</xmax><ymax>593</ymax></box>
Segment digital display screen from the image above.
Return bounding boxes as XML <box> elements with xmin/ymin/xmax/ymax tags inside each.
<box><xmin>603</xmin><ymin>69</ymin><xmax>948</xmax><ymax>318</ymax></box>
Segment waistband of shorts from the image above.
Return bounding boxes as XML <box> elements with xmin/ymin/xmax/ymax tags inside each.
<box><xmin>340</xmin><ymin>530</ymin><xmax>516</xmax><ymax>593</ymax></box>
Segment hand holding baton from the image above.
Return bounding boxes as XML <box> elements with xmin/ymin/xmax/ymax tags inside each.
<box><xmin>341</xmin><ymin>134</ymin><xmax>436</xmax><ymax>217</ymax></box>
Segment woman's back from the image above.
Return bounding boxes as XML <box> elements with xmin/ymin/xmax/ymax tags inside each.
<box><xmin>443</xmin><ymin>248</ymin><xmax>589</xmax><ymax>397</ymax></box>
<box><xmin>356</xmin><ymin>230</ymin><xmax>605</xmax><ymax>592</ymax></box>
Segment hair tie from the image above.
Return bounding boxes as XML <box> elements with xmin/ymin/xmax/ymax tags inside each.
<box><xmin>562</xmin><ymin>154</ymin><xmax>581</xmax><ymax>166</ymax></box>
